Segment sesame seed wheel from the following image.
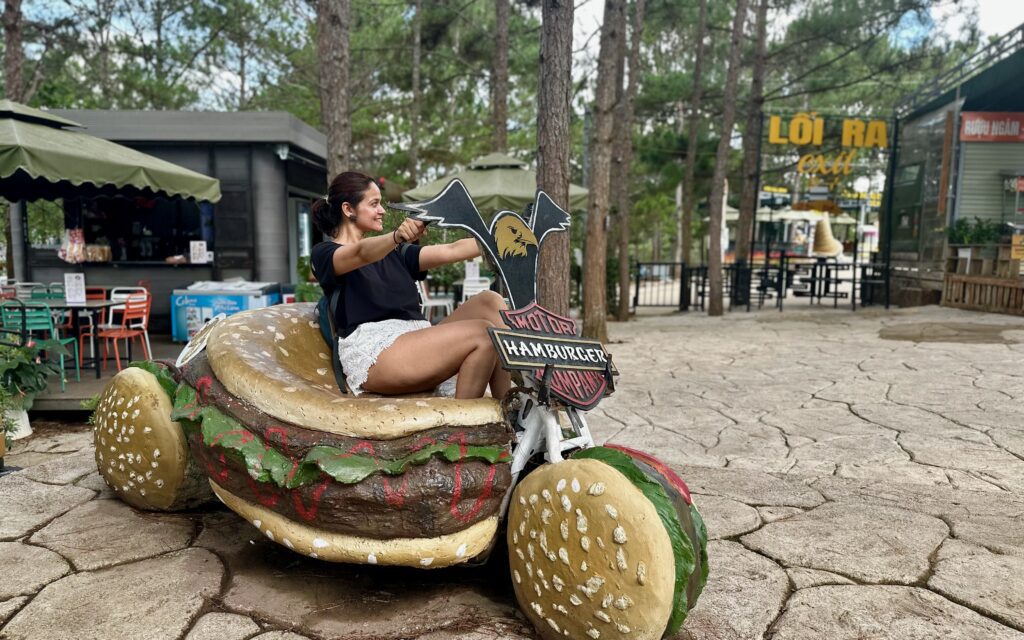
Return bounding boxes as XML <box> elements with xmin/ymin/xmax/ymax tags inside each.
<box><xmin>93</xmin><ymin>367</ymin><xmax>211</xmax><ymax>511</ymax></box>
<box><xmin>508</xmin><ymin>458</ymin><xmax>676</xmax><ymax>640</ymax></box>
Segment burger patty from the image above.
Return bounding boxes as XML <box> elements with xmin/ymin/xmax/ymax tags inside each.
<box><xmin>190</xmin><ymin>432</ymin><xmax>511</xmax><ymax>538</ymax></box>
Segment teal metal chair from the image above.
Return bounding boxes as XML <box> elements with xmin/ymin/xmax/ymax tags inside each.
<box><xmin>0</xmin><ymin>301</ymin><xmax>80</xmax><ymax>392</ymax></box>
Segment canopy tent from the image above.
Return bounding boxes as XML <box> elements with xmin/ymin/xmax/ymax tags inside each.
<box><xmin>0</xmin><ymin>100</ymin><xmax>221</xmax><ymax>202</ymax></box>
<box><xmin>402</xmin><ymin>152</ymin><xmax>587</xmax><ymax>213</ymax></box>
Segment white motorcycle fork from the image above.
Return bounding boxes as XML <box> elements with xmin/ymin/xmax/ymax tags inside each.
<box><xmin>497</xmin><ymin>390</ymin><xmax>595</xmax><ymax>522</ymax></box>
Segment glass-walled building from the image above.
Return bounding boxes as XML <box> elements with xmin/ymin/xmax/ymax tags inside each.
<box><xmin>885</xmin><ymin>29</ymin><xmax>1024</xmax><ymax>305</ymax></box>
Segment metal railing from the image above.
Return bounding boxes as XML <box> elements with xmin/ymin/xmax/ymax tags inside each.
<box><xmin>631</xmin><ymin>258</ymin><xmax>891</xmax><ymax>313</ymax></box>
<box><xmin>896</xmin><ymin>24</ymin><xmax>1024</xmax><ymax>117</ymax></box>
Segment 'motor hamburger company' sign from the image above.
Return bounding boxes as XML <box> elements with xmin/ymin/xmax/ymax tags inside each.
<box><xmin>491</xmin><ymin>302</ymin><xmax>616</xmax><ymax>410</ymax></box>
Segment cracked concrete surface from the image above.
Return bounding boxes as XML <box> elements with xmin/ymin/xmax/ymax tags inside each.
<box><xmin>2</xmin><ymin>305</ymin><xmax>1023</xmax><ymax>639</ymax></box>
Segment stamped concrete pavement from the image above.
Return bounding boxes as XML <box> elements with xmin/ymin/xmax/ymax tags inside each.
<box><xmin>2</xmin><ymin>304</ymin><xmax>1023</xmax><ymax>639</ymax></box>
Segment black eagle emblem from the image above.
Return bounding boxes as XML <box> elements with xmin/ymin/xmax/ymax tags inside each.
<box><xmin>389</xmin><ymin>179</ymin><xmax>571</xmax><ymax>309</ymax></box>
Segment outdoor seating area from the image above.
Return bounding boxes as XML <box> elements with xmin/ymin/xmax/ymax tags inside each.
<box><xmin>1</xmin><ymin>282</ymin><xmax>153</xmax><ymax>389</ymax></box>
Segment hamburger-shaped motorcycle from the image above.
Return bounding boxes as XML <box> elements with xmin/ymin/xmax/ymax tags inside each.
<box><xmin>90</xmin><ymin>181</ymin><xmax>708</xmax><ymax>640</ymax></box>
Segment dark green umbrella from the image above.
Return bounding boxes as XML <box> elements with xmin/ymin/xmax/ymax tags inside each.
<box><xmin>0</xmin><ymin>100</ymin><xmax>220</xmax><ymax>202</ymax></box>
<box><xmin>403</xmin><ymin>153</ymin><xmax>586</xmax><ymax>214</ymax></box>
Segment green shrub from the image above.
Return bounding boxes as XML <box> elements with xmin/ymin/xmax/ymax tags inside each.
<box><xmin>0</xmin><ymin>340</ymin><xmax>66</xmax><ymax>411</ymax></box>
<box><xmin>948</xmin><ymin>217</ymin><xmax>1004</xmax><ymax>245</ymax></box>
<box><xmin>0</xmin><ymin>385</ymin><xmax>19</xmax><ymax>450</ymax></box>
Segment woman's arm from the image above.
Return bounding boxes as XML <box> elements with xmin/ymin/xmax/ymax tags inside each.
<box><xmin>330</xmin><ymin>219</ymin><xmax>425</xmax><ymax>275</ymax></box>
<box><xmin>418</xmin><ymin>237</ymin><xmax>480</xmax><ymax>270</ymax></box>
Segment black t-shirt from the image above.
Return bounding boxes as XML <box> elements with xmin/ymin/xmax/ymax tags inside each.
<box><xmin>310</xmin><ymin>240</ymin><xmax>427</xmax><ymax>338</ymax></box>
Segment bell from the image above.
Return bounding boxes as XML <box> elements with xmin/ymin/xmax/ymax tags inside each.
<box><xmin>812</xmin><ymin>215</ymin><xmax>844</xmax><ymax>257</ymax></box>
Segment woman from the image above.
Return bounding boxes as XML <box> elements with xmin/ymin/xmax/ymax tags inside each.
<box><xmin>310</xmin><ymin>171</ymin><xmax>511</xmax><ymax>400</ymax></box>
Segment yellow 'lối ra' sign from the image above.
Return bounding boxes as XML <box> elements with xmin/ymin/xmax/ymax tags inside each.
<box><xmin>767</xmin><ymin>113</ymin><xmax>888</xmax><ymax>148</ymax></box>
<box><xmin>767</xmin><ymin>113</ymin><xmax>888</xmax><ymax>189</ymax></box>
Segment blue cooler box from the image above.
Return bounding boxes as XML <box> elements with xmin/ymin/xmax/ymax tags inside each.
<box><xmin>171</xmin><ymin>281</ymin><xmax>282</xmax><ymax>342</ymax></box>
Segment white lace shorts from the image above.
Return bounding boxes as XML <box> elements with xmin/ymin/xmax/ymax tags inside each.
<box><xmin>338</xmin><ymin>318</ymin><xmax>457</xmax><ymax>396</ymax></box>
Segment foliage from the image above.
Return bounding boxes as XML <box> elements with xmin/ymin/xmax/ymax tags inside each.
<box><xmin>948</xmin><ymin>217</ymin><xmax>1004</xmax><ymax>245</ymax></box>
<box><xmin>0</xmin><ymin>339</ymin><xmax>67</xmax><ymax>410</ymax></box>
<box><xmin>0</xmin><ymin>385</ymin><xmax>19</xmax><ymax>450</ymax></box>
<box><xmin>7</xmin><ymin>0</ymin><xmax>985</xmax><ymax>296</ymax></box>
<box><xmin>81</xmin><ymin>392</ymin><xmax>101</xmax><ymax>425</ymax></box>
<box><xmin>295</xmin><ymin>255</ymin><xmax>323</xmax><ymax>302</ymax></box>
<box><xmin>26</xmin><ymin>199</ymin><xmax>64</xmax><ymax>247</ymax></box>
<box><xmin>428</xmin><ymin>261</ymin><xmax>462</xmax><ymax>294</ymax></box>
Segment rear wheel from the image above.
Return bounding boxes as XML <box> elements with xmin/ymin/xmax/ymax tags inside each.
<box><xmin>92</xmin><ymin>365</ymin><xmax>211</xmax><ymax>511</ymax></box>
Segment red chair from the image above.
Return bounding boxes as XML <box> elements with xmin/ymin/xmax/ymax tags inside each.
<box><xmin>77</xmin><ymin>286</ymin><xmax>110</xmax><ymax>366</ymax></box>
<box><xmin>98</xmin><ymin>296</ymin><xmax>152</xmax><ymax>371</ymax></box>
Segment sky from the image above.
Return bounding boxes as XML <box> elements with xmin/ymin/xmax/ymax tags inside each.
<box><xmin>975</xmin><ymin>0</ymin><xmax>1024</xmax><ymax>37</ymax></box>
<box><xmin>572</xmin><ymin>0</ymin><xmax>1024</xmax><ymax>56</ymax></box>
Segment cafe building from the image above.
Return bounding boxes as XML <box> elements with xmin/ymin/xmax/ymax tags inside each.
<box><xmin>21</xmin><ymin>109</ymin><xmax>328</xmax><ymax>330</ymax></box>
<box><xmin>885</xmin><ymin>25</ymin><xmax>1024</xmax><ymax>312</ymax></box>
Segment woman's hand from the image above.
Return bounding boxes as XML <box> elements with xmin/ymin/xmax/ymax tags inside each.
<box><xmin>394</xmin><ymin>218</ymin><xmax>426</xmax><ymax>243</ymax></box>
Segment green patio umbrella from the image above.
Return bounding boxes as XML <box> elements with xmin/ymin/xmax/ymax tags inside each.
<box><xmin>402</xmin><ymin>152</ymin><xmax>587</xmax><ymax>214</ymax></box>
<box><xmin>0</xmin><ymin>100</ymin><xmax>220</xmax><ymax>202</ymax></box>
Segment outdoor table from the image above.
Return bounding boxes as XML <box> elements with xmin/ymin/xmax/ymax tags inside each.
<box><xmin>21</xmin><ymin>298</ymin><xmax>121</xmax><ymax>379</ymax></box>
<box><xmin>818</xmin><ymin>261</ymin><xmax>853</xmax><ymax>308</ymax></box>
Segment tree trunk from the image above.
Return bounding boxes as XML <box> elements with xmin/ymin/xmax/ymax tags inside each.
<box><xmin>492</xmin><ymin>0</ymin><xmax>509</xmax><ymax>153</ymax></box>
<box><xmin>317</xmin><ymin>0</ymin><xmax>351</xmax><ymax>179</ymax></box>
<box><xmin>239</xmin><ymin>43</ymin><xmax>248</xmax><ymax>109</ymax></box>
<box><xmin>409</xmin><ymin>0</ymin><xmax>422</xmax><ymax>184</ymax></box>
<box><xmin>615</xmin><ymin>0</ymin><xmax>645</xmax><ymax>322</ymax></box>
<box><xmin>535</xmin><ymin>0</ymin><xmax>573</xmax><ymax>315</ymax></box>
<box><xmin>735</xmin><ymin>0</ymin><xmax>769</xmax><ymax>265</ymax></box>
<box><xmin>581</xmin><ymin>0</ymin><xmax>626</xmax><ymax>343</ymax></box>
<box><xmin>3</xmin><ymin>0</ymin><xmax>24</xmax><ymax>102</ymax></box>
<box><xmin>707</xmin><ymin>0</ymin><xmax>750</xmax><ymax>317</ymax></box>
<box><xmin>680</xmin><ymin>0</ymin><xmax>708</xmax><ymax>268</ymax></box>
<box><xmin>3</xmin><ymin>0</ymin><xmax>24</xmax><ymax>279</ymax></box>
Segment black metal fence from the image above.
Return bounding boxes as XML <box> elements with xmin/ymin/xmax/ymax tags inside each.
<box><xmin>631</xmin><ymin>258</ymin><xmax>890</xmax><ymax>313</ymax></box>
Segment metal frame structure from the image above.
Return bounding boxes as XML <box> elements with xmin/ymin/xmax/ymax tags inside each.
<box><xmin>895</xmin><ymin>25</ymin><xmax>1024</xmax><ymax>118</ymax></box>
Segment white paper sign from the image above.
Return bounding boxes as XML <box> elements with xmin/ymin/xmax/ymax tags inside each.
<box><xmin>65</xmin><ymin>273</ymin><xmax>86</xmax><ymax>304</ymax></box>
<box><xmin>190</xmin><ymin>241</ymin><xmax>208</xmax><ymax>264</ymax></box>
<box><xmin>464</xmin><ymin>260</ymin><xmax>480</xmax><ymax>281</ymax></box>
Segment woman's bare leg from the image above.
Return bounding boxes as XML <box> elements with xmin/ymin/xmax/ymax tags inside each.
<box><xmin>362</xmin><ymin>319</ymin><xmax>497</xmax><ymax>398</ymax></box>
<box><xmin>441</xmin><ymin>290</ymin><xmax>507</xmax><ymax>327</ymax></box>
<box><xmin>440</xmin><ymin>291</ymin><xmax>511</xmax><ymax>398</ymax></box>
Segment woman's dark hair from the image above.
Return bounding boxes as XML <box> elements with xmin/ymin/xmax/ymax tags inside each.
<box><xmin>311</xmin><ymin>171</ymin><xmax>379</xmax><ymax>237</ymax></box>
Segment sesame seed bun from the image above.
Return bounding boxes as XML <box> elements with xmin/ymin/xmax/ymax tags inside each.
<box><xmin>92</xmin><ymin>366</ymin><xmax>211</xmax><ymax>510</ymax></box>
<box><xmin>507</xmin><ymin>458</ymin><xmax>676</xmax><ymax>640</ymax></box>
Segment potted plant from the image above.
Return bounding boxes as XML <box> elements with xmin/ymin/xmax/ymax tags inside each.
<box><xmin>0</xmin><ymin>386</ymin><xmax>18</xmax><ymax>460</ymax></box>
<box><xmin>0</xmin><ymin>340</ymin><xmax>66</xmax><ymax>441</ymax></box>
<box><xmin>947</xmin><ymin>217</ymin><xmax>1006</xmax><ymax>261</ymax></box>
<box><xmin>948</xmin><ymin>218</ymin><xmax>973</xmax><ymax>258</ymax></box>
<box><xmin>971</xmin><ymin>218</ymin><xmax>1003</xmax><ymax>259</ymax></box>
